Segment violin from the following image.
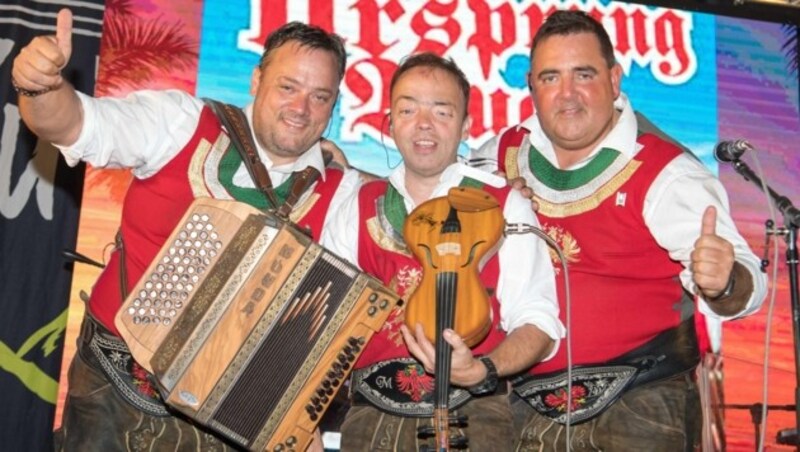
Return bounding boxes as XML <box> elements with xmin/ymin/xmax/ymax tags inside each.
<box><xmin>403</xmin><ymin>186</ymin><xmax>504</xmax><ymax>451</ymax></box>
<box><xmin>403</xmin><ymin>186</ymin><xmax>504</xmax><ymax>347</ymax></box>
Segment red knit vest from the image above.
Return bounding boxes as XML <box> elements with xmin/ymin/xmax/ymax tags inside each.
<box><xmin>88</xmin><ymin>105</ymin><xmax>344</xmax><ymax>334</ymax></box>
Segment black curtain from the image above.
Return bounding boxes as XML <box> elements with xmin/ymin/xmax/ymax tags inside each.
<box><xmin>0</xmin><ymin>1</ymin><xmax>103</xmax><ymax>449</ymax></box>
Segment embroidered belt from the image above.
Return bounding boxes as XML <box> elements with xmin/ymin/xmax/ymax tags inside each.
<box><xmin>78</xmin><ymin>313</ymin><xmax>169</xmax><ymax>417</ymax></box>
<box><xmin>350</xmin><ymin>357</ymin><xmax>507</xmax><ymax>417</ymax></box>
<box><xmin>513</xmin><ymin>318</ymin><xmax>700</xmax><ymax>425</ymax></box>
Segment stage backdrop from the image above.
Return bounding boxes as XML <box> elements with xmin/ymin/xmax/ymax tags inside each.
<box><xmin>0</xmin><ymin>0</ymin><xmax>104</xmax><ymax>450</ymax></box>
<box><xmin>58</xmin><ymin>0</ymin><xmax>799</xmax><ymax>450</ymax></box>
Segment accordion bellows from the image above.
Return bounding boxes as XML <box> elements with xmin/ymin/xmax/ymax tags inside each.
<box><xmin>115</xmin><ymin>198</ymin><xmax>400</xmax><ymax>451</ymax></box>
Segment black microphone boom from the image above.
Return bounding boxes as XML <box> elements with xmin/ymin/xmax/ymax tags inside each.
<box><xmin>715</xmin><ymin>140</ymin><xmax>800</xmax><ymax>228</ymax></box>
<box><xmin>714</xmin><ymin>139</ymin><xmax>752</xmax><ymax>162</ymax></box>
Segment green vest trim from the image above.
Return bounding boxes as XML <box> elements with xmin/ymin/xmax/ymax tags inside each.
<box><xmin>382</xmin><ymin>176</ymin><xmax>484</xmax><ymax>234</ymax></box>
<box><xmin>528</xmin><ymin>146</ymin><xmax>621</xmax><ymax>191</ymax></box>
<box><xmin>218</xmin><ymin>144</ymin><xmax>298</xmax><ymax>209</ymax></box>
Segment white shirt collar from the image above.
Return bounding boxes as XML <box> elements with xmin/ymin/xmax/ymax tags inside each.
<box><xmin>522</xmin><ymin>92</ymin><xmax>639</xmax><ymax>170</ymax></box>
<box><xmin>388</xmin><ymin>162</ymin><xmax>504</xmax><ymax>210</ymax></box>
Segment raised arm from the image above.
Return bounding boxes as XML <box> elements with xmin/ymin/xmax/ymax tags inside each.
<box><xmin>12</xmin><ymin>8</ymin><xmax>83</xmax><ymax>146</ymax></box>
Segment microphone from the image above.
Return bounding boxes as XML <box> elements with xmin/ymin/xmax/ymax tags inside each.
<box><xmin>714</xmin><ymin>139</ymin><xmax>752</xmax><ymax>162</ymax></box>
<box><xmin>716</xmin><ymin>139</ymin><xmax>800</xmax><ymax>228</ymax></box>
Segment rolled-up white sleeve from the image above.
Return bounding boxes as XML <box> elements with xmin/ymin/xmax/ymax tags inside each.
<box><xmin>497</xmin><ymin>189</ymin><xmax>565</xmax><ymax>358</ymax></box>
<box><xmin>644</xmin><ymin>155</ymin><xmax>767</xmax><ymax>320</ymax></box>
<box><xmin>57</xmin><ymin>89</ymin><xmax>204</xmax><ymax>179</ymax></box>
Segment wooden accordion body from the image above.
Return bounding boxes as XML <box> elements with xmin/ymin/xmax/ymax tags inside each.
<box><xmin>115</xmin><ymin>198</ymin><xmax>400</xmax><ymax>451</ymax></box>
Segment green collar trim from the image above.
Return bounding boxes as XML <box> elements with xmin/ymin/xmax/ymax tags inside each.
<box><xmin>528</xmin><ymin>146</ymin><xmax>622</xmax><ymax>190</ymax></box>
<box><xmin>218</xmin><ymin>144</ymin><xmax>295</xmax><ymax>209</ymax></box>
<box><xmin>382</xmin><ymin>177</ymin><xmax>484</xmax><ymax>234</ymax></box>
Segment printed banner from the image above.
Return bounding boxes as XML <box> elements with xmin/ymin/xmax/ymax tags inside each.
<box><xmin>0</xmin><ymin>1</ymin><xmax>103</xmax><ymax>448</ymax></box>
<box><xmin>196</xmin><ymin>0</ymin><xmax>717</xmax><ymax>175</ymax></box>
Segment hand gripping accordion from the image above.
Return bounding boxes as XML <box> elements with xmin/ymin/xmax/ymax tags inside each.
<box><xmin>115</xmin><ymin>198</ymin><xmax>401</xmax><ymax>451</ymax></box>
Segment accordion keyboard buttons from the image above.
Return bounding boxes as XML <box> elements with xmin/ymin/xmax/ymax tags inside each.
<box><xmin>124</xmin><ymin>214</ymin><xmax>223</xmax><ymax>326</ymax></box>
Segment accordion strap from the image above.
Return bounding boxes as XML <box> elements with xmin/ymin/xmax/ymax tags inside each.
<box><xmin>116</xmin><ymin>229</ymin><xmax>128</xmax><ymax>300</ymax></box>
<box><xmin>276</xmin><ymin>160</ymin><xmax>325</xmax><ymax>219</ymax></box>
<box><xmin>204</xmin><ymin>98</ymin><xmax>280</xmax><ymax>209</ymax></box>
<box><xmin>204</xmin><ymin>99</ymin><xmax>329</xmax><ymax>220</ymax></box>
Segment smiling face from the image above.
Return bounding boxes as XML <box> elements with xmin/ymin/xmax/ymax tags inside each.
<box><xmin>529</xmin><ymin>32</ymin><xmax>622</xmax><ymax>167</ymax></box>
<box><xmin>390</xmin><ymin>66</ymin><xmax>470</xmax><ymax>182</ymax></box>
<box><xmin>249</xmin><ymin>41</ymin><xmax>340</xmax><ymax>166</ymax></box>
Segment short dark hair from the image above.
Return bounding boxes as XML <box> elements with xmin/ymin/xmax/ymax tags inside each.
<box><xmin>259</xmin><ymin>22</ymin><xmax>347</xmax><ymax>81</ymax></box>
<box><xmin>530</xmin><ymin>11</ymin><xmax>616</xmax><ymax>68</ymax></box>
<box><xmin>389</xmin><ymin>52</ymin><xmax>471</xmax><ymax>117</ymax></box>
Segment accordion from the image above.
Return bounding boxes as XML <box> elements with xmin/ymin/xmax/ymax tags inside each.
<box><xmin>115</xmin><ymin>198</ymin><xmax>400</xmax><ymax>451</ymax></box>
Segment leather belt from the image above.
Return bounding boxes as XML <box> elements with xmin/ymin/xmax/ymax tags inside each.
<box><xmin>513</xmin><ymin>318</ymin><xmax>700</xmax><ymax>425</ymax></box>
<box><xmin>350</xmin><ymin>357</ymin><xmax>508</xmax><ymax>418</ymax></box>
<box><xmin>78</xmin><ymin>313</ymin><xmax>169</xmax><ymax>416</ymax></box>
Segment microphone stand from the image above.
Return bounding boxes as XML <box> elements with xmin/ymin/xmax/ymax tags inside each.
<box><xmin>725</xmin><ymin>155</ymin><xmax>800</xmax><ymax>450</ymax></box>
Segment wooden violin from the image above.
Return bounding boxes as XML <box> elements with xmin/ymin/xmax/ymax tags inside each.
<box><xmin>402</xmin><ymin>186</ymin><xmax>504</xmax><ymax>451</ymax></box>
<box><xmin>403</xmin><ymin>186</ymin><xmax>504</xmax><ymax>347</ymax></box>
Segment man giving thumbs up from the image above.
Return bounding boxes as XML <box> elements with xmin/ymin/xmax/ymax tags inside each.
<box><xmin>13</xmin><ymin>7</ymin><xmax>358</xmax><ymax>451</ymax></box>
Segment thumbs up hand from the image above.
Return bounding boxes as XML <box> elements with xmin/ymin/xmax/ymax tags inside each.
<box><xmin>12</xmin><ymin>8</ymin><xmax>73</xmax><ymax>95</ymax></box>
<box><xmin>690</xmin><ymin>206</ymin><xmax>735</xmax><ymax>299</ymax></box>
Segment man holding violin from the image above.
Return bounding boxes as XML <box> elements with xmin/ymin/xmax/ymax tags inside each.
<box><xmin>323</xmin><ymin>53</ymin><xmax>564</xmax><ymax>451</ymax></box>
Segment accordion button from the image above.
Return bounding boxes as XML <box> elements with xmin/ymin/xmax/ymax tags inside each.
<box><xmin>287</xmin><ymin>436</ymin><xmax>298</xmax><ymax>446</ymax></box>
<box><xmin>369</xmin><ymin>293</ymin><xmax>378</xmax><ymax>302</ymax></box>
<box><xmin>368</xmin><ymin>307</ymin><xmax>378</xmax><ymax>316</ymax></box>
<box><xmin>273</xmin><ymin>444</ymin><xmax>285</xmax><ymax>452</ymax></box>
<box><xmin>380</xmin><ymin>299</ymin><xmax>390</xmax><ymax>309</ymax></box>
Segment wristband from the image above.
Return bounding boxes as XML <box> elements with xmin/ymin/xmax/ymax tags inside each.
<box><xmin>11</xmin><ymin>77</ymin><xmax>52</xmax><ymax>97</ymax></box>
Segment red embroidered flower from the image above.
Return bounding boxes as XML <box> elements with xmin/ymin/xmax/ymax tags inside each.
<box><xmin>544</xmin><ymin>385</ymin><xmax>588</xmax><ymax>412</ymax></box>
<box><xmin>395</xmin><ymin>364</ymin><xmax>434</xmax><ymax>402</ymax></box>
<box><xmin>131</xmin><ymin>362</ymin><xmax>158</xmax><ymax>399</ymax></box>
